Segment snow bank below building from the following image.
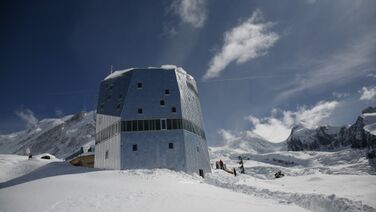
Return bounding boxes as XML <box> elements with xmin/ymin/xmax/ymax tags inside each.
<box><xmin>0</xmin><ymin>155</ymin><xmax>306</xmax><ymax>212</ymax></box>
<box><xmin>1</xmin><ymin>149</ymin><xmax>375</xmax><ymax>212</ymax></box>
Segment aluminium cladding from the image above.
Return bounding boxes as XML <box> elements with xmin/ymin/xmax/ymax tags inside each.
<box><xmin>94</xmin><ymin>65</ymin><xmax>211</xmax><ymax>176</ymax></box>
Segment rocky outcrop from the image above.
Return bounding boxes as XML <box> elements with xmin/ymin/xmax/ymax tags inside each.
<box><xmin>287</xmin><ymin>108</ymin><xmax>376</xmax><ymax>151</ymax></box>
<box><xmin>0</xmin><ymin>111</ymin><xmax>95</xmax><ymax>159</ymax></box>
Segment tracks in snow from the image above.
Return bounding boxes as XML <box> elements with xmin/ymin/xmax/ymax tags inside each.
<box><xmin>205</xmin><ymin>174</ymin><xmax>376</xmax><ymax>212</ymax></box>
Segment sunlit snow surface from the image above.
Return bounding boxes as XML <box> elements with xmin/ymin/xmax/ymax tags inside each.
<box><xmin>0</xmin><ymin>150</ymin><xmax>375</xmax><ymax>212</ymax></box>
<box><xmin>0</xmin><ymin>154</ymin><xmax>306</xmax><ymax>212</ymax></box>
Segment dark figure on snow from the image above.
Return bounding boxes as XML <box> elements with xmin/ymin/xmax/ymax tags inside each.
<box><xmin>219</xmin><ymin>160</ymin><xmax>224</xmax><ymax>170</ymax></box>
<box><xmin>238</xmin><ymin>156</ymin><xmax>245</xmax><ymax>174</ymax></box>
<box><xmin>275</xmin><ymin>170</ymin><xmax>285</xmax><ymax>178</ymax></box>
<box><xmin>233</xmin><ymin>168</ymin><xmax>237</xmax><ymax>177</ymax></box>
<box><xmin>26</xmin><ymin>147</ymin><xmax>32</xmax><ymax>159</ymax></box>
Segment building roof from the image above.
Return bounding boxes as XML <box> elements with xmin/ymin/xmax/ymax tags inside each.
<box><xmin>103</xmin><ymin>65</ymin><xmax>192</xmax><ymax>81</ymax></box>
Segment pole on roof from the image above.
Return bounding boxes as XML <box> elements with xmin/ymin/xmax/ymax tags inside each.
<box><xmin>110</xmin><ymin>64</ymin><xmax>113</xmax><ymax>74</ymax></box>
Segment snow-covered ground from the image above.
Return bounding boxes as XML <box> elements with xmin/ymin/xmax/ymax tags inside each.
<box><xmin>0</xmin><ymin>154</ymin><xmax>61</xmax><ymax>183</ymax></box>
<box><xmin>0</xmin><ymin>154</ymin><xmax>307</xmax><ymax>212</ymax></box>
<box><xmin>209</xmin><ymin>148</ymin><xmax>376</xmax><ymax>211</ymax></box>
<box><xmin>0</xmin><ymin>150</ymin><xmax>375</xmax><ymax>212</ymax></box>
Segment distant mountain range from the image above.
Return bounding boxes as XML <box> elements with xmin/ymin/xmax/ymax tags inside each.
<box><xmin>0</xmin><ymin>111</ymin><xmax>95</xmax><ymax>159</ymax></box>
<box><xmin>287</xmin><ymin>107</ymin><xmax>376</xmax><ymax>151</ymax></box>
<box><xmin>0</xmin><ymin>107</ymin><xmax>375</xmax><ymax>159</ymax></box>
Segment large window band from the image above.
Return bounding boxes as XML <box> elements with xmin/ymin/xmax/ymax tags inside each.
<box><xmin>96</xmin><ymin>118</ymin><xmax>206</xmax><ymax>144</ymax></box>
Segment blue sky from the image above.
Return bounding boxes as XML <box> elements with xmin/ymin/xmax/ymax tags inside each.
<box><xmin>0</xmin><ymin>0</ymin><xmax>375</xmax><ymax>144</ymax></box>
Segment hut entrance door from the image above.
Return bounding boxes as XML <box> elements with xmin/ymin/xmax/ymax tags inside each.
<box><xmin>199</xmin><ymin>169</ymin><xmax>204</xmax><ymax>178</ymax></box>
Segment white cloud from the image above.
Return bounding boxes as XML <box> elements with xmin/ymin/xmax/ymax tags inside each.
<box><xmin>332</xmin><ymin>92</ymin><xmax>349</xmax><ymax>99</ymax></box>
<box><xmin>246</xmin><ymin>100</ymin><xmax>339</xmax><ymax>142</ymax></box>
<box><xmin>217</xmin><ymin>129</ymin><xmax>240</xmax><ymax>143</ymax></box>
<box><xmin>171</xmin><ymin>0</ymin><xmax>207</xmax><ymax>28</ymax></box>
<box><xmin>277</xmin><ymin>33</ymin><xmax>376</xmax><ymax>101</ymax></box>
<box><xmin>15</xmin><ymin>108</ymin><xmax>38</xmax><ymax>129</ymax></box>
<box><xmin>203</xmin><ymin>10</ymin><xmax>279</xmax><ymax>80</ymax></box>
<box><xmin>359</xmin><ymin>86</ymin><xmax>376</xmax><ymax>101</ymax></box>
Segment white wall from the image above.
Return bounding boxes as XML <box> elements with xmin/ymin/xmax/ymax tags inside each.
<box><xmin>94</xmin><ymin>114</ymin><xmax>121</xmax><ymax>169</ymax></box>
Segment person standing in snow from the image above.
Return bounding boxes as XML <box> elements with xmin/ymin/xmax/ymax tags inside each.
<box><xmin>238</xmin><ymin>156</ymin><xmax>245</xmax><ymax>174</ymax></box>
<box><xmin>219</xmin><ymin>160</ymin><xmax>224</xmax><ymax>170</ymax></box>
<box><xmin>26</xmin><ymin>147</ymin><xmax>32</xmax><ymax>159</ymax></box>
<box><xmin>233</xmin><ymin>168</ymin><xmax>237</xmax><ymax>176</ymax></box>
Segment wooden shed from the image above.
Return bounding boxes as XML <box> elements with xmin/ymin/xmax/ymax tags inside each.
<box><xmin>69</xmin><ymin>154</ymin><xmax>94</xmax><ymax>168</ymax></box>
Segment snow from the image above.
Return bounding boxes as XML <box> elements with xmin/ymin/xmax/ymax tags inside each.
<box><xmin>363</xmin><ymin>112</ymin><xmax>376</xmax><ymax>135</ymax></box>
<box><xmin>0</xmin><ymin>154</ymin><xmax>61</xmax><ymax>183</ymax></box>
<box><xmin>0</xmin><ymin>155</ymin><xmax>307</xmax><ymax>212</ymax></box>
<box><xmin>1</xmin><ymin>147</ymin><xmax>375</xmax><ymax>212</ymax></box>
<box><xmin>104</xmin><ymin>65</ymin><xmax>187</xmax><ymax>81</ymax></box>
<box><xmin>0</xmin><ymin>111</ymin><xmax>95</xmax><ymax>159</ymax></box>
<box><xmin>104</xmin><ymin>68</ymin><xmax>134</xmax><ymax>80</ymax></box>
<box><xmin>209</xmin><ymin>147</ymin><xmax>376</xmax><ymax>211</ymax></box>
<box><xmin>1</xmin><ymin>112</ymin><xmax>375</xmax><ymax>212</ymax></box>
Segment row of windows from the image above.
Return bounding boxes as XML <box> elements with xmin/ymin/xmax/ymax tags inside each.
<box><xmin>105</xmin><ymin>142</ymin><xmax>202</xmax><ymax>160</ymax></box>
<box><xmin>120</xmin><ymin>119</ymin><xmax>205</xmax><ymax>139</ymax></box>
<box><xmin>107</xmin><ymin>143</ymin><xmax>174</xmax><ymax>158</ymax></box>
<box><xmin>131</xmin><ymin>142</ymin><xmax>174</xmax><ymax>152</ymax></box>
<box><xmin>137</xmin><ymin>106</ymin><xmax>177</xmax><ymax>114</ymax></box>
<box><xmin>96</xmin><ymin>118</ymin><xmax>206</xmax><ymax>144</ymax></box>
<box><xmin>95</xmin><ymin>122</ymin><xmax>121</xmax><ymax>144</ymax></box>
<box><xmin>137</xmin><ymin>82</ymin><xmax>171</xmax><ymax>96</ymax></box>
<box><xmin>106</xmin><ymin>81</ymin><xmax>171</xmax><ymax>94</ymax></box>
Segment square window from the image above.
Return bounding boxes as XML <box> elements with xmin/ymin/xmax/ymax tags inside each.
<box><xmin>165</xmin><ymin>89</ymin><xmax>170</xmax><ymax>95</ymax></box>
<box><xmin>137</xmin><ymin>82</ymin><xmax>143</xmax><ymax>89</ymax></box>
<box><xmin>105</xmin><ymin>150</ymin><xmax>109</xmax><ymax>159</ymax></box>
<box><xmin>171</xmin><ymin>107</ymin><xmax>176</xmax><ymax>113</ymax></box>
<box><xmin>169</xmin><ymin>143</ymin><xmax>174</xmax><ymax>149</ymax></box>
<box><xmin>160</xmin><ymin>100</ymin><xmax>165</xmax><ymax>106</ymax></box>
<box><xmin>138</xmin><ymin>108</ymin><xmax>143</xmax><ymax>114</ymax></box>
<box><xmin>132</xmin><ymin>144</ymin><xmax>138</xmax><ymax>151</ymax></box>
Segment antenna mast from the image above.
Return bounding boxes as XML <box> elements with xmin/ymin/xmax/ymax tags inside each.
<box><xmin>110</xmin><ymin>64</ymin><xmax>113</xmax><ymax>74</ymax></box>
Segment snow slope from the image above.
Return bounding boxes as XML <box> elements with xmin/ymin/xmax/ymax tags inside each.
<box><xmin>0</xmin><ymin>111</ymin><xmax>95</xmax><ymax>159</ymax></box>
<box><xmin>0</xmin><ymin>154</ymin><xmax>61</xmax><ymax>183</ymax></box>
<box><xmin>209</xmin><ymin>146</ymin><xmax>376</xmax><ymax>211</ymax></box>
<box><xmin>0</xmin><ymin>155</ymin><xmax>307</xmax><ymax>212</ymax></box>
<box><xmin>210</xmin><ymin>130</ymin><xmax>284</xmax><ymax>159</ymax></box>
